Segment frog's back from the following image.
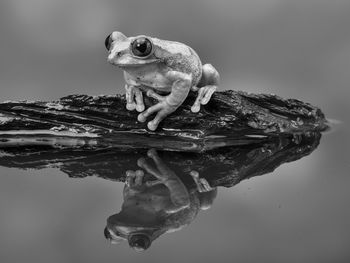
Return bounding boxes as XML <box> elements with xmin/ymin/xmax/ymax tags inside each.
<box><xmin>152</xmin><ymin>38</ymin><xmax>202</xmax><ymax>86</ymax></box>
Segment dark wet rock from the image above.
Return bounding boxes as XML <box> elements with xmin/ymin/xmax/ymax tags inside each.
<box><xmin>0</xmin><ymin>91</ymin><xmax>328</xmax><ymax>152</ymax></box>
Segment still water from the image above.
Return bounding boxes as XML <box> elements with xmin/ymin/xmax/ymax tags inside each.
<box><xmin>0</xmin><ymin>129</ymin><xmax>348</xmax><ymax>263</ymax></box>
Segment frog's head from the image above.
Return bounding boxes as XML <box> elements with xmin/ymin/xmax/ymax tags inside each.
<box><xmin>104</xmin><ymin>213</ymin><xmax>162</xmax><ymax>251</ymax></box>
<box><xmin>105</xmin><ymin>31</ymin><xmax>160</xmax><ymax>68</ymax></box>
<box><xmin>104</xmin><ymin>225</ymin><xmax>154</xmax><ymax>251</ymax></box>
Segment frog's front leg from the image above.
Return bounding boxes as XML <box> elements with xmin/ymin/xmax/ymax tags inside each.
<box><xmin>125</xmin><ymin>84</ymin><xmax>145</xmax><ymax>112</ymax></box>
<box><xmin>138</xmin><ymin>71</ymin><xmax>191</xmax><ymax>131</ymax></box>
<box><xmin>191</xmin><ymin>64</ymin><xmax>220</xmax><ymax>113</ymax></box>
<box><xmin>137</xmin><ymin>149</ymin><xmax>190</xmax><ymax>212</ymax></box>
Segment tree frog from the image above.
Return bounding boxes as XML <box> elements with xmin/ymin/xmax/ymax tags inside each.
<box><xmin>104</xmin><ymin>149</ymin><xmax>217</xmax><ymax>251</ymax></box>
<box><xmin>105</xmin><ymin>31</ymin><xmax>220</xmax><ymax>131</ymax></box>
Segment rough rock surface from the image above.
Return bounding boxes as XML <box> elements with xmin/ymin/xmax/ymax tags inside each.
<box><xmin>0</xmin><ymin>91</ymin><xmax>328</xmax><ymax>152</ymax></box>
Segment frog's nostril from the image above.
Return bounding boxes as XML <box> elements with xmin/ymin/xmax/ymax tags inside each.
<box><xmin>107</xmin><ymin>54</ymin><xmax>115</xmax><ymax>63</ymax></box>
<box><xmin>105</xmin><ymin>34</ymin><xmax>112</xmax><ymax>50</ymax></box>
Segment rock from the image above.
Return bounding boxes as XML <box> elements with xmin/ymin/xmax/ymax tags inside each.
<box><xmin>0</xmin><ymin>90</ymin><xmax>328</xmax><ymax>152</ymax></box>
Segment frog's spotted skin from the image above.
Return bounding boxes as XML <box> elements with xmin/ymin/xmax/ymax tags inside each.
<box><xmin>151</xmin><ymin>38</ymin><xmax>202</xmax><ymax>86</ymax></box>
<box><xmin>105</xmin><ymin>31</ymin><xmax>220</xmax><ymax>131</ymax></box>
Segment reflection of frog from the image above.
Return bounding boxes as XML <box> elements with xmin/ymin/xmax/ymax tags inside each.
<box><xmin>104</xmin><ymin>149</ymin><xmax>217</xmax><ymax>251</ymax></box>
<box><xmin>105</xmin><ymin>31</ymin><xmax>220</xmax><ymax>131</ymax></box>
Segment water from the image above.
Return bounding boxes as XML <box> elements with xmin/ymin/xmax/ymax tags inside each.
<box><xmin>0</xmin><ymin>129</ymin><xmax>348</xmax><ymax>263</ymax></box>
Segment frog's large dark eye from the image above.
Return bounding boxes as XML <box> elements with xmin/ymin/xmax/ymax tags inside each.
<box><xmin>105</xmin><ymin>34</ymin><xmax>112</xmax><ymax>50</ymax></box>
<box><xmin>104</xmin><ymin>227</ymin><xmax>112</xmax><ymax>240</ymax></box>
<box><xmin>131</xmin><ymin>37</ymin><xmax>153</xmax><ymax>57</ymax></box>
<box><xmin>128</xmin><ymin>234</ymin><xmax>151</xmax><ymax>251</ymax></box>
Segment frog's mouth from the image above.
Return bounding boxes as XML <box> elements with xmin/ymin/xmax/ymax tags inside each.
<box><xmin>116</xmin><ymin>59</ymin><xmax>161</xmax><ymax>68</ymax></box>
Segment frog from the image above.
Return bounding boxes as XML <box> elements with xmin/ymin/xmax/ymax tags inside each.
<box><xmin>105</xmin><ymin>31</ymin><xmax>220</xmax><ymax>131</ymax></box>
<box><xmin>104</xmin><ymin>149</ymin><xmax>217</xmax><ymax>251</ymax></box>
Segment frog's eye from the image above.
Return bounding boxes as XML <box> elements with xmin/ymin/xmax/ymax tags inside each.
<box><xmin>131</xmin><ymin>37</ymin><xmax>153</xmax><ymax>58</ymax></box>
<box><xmin>104</xmin><ymin>227</ymin><xmax>112</xmax><ymax>240</ymax></box>
<box><xmin>128</xmin><ymin>234</ymin><xmax>151</xmax><ymax>251</ymax></box>
<box><xmin>105</xmin><ymin>34</ymin><xmax>112</xmax><ymax>51</ymax></box>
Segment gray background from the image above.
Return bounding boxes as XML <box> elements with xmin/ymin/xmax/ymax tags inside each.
<box><xmin>0</xmin><ymin>0</ymin><xmax>349</xmax><ymax>262</ymax></box>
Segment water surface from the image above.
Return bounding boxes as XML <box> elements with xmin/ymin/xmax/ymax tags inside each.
<box><xmin>0</xmin><ymin>129</ymin><xmax>348</xmax><ymax>262</ymax></box>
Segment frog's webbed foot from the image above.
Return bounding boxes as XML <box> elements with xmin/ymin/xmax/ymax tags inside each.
<box><xmin>125</xmin><ymin>169</ymin><xmax>145</xmax><ymax>189</ymax></box>
<box><xmin>137</xmin><ymin>149</ymin><xmax>174</xmax><ymax>186</ymax></box>
<box><xmin>138</xmin><ymin>71</ymin><xmax>192</xmax><ymax>131</ymax></box>
<box><xmin>191</xmin><ymin>64</ymin><xmax>220</xmax><ymax>113</ymax></box>
<box><xmin>191</xmin><ymin>86</ymin><xmax>217</xmax><ymax>113</ymax></box>
<box><xmin>125</xmin><ymin>84</ymin><xmax>145</xmax><ymax>112</ymax></box>
<box><xmin>190</xmin><ymin>170</ymin><xmax>214</xmax><ymax>193</ymax></box>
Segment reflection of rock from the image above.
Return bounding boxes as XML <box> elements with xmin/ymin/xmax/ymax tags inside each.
<box><xmin>0</xmin><ymin>91</ymin><xmax>327</xmax><ymax>151</ymax></box>
<box><xmin>0</xmin><ymin>132</ymin><xmax>321</xmax><ymax>188</ymax></box>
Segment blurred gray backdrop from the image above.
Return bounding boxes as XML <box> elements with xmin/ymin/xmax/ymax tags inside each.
<box><xmin>0</xmin><ymin>1</ymin><xmax>350</xmax><ymax>263</ymax></box>
<box><xmin>1</xmin><ymin>0</ymin><xmax>349</xmax><ymax>121</ymax></box>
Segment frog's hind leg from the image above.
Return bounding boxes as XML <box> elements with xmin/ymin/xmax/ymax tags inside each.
<box><xmin>190</xmin><ymin>170</ymin><xmax>214</xmax><ymax>193</ymax></box>
<box><xmin>191</xmin><ymin>86</ymin><xmax>216</xmax><ymax>113</ymax></box>
<box><xmin>190</xmin><ymin>170</ymin><xmax>217</xmax><ymax>210</ymax></box>
<box><xmin>191</xmin><ymin>64</ymin><xmax>220</xmax><ymax>113</ymax></box>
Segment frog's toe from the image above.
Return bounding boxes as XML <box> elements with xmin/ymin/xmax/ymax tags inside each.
<box><xmin>134</xmin><ymin>170</ymin><xmax>145</xmax><ymax>186</ymax></box>
<box><xmin>190</xmin><ymin>170</ymin><xmax>213</xmax><ymax>192</ymax></box>
<box><xmin>191</xmin><ymin>88</ymin><xmax>205</xmax><ymax>113</ymax></box>
<box><xmin>137</xmin><ymin>156</ymin><xmax>162</xmax><ymax>178</ymax></box>
<box><xmin>148</xmin><ymin>109</ymin><xmax>168</xmax><ymax>131</ymax></box>
<box><xmin>201</xmin><ymin>85</ymin><xmax>217</xmax><ymax>105</ymax></box>
<box><xmin>190</xmin><ymin>170</ymin><xmax>200</xmax><ymax>178</ymax></box>
<box><xmin>137</xmin><ymin>103</ymin><xmax>163</xmax><ymax>124</ymax></box>
<box><xmin>198</xmin><ymin>178</ymin><xmax>214</xmax><ymax>193</ymax></box>
<box><xmin>136</xmin><ymin>104</ymin><xmax>145</xmax><ymax>112</ymax></box>
<box><xmin>137</xmin><ymin>113</ymin><xmax>147</xmax><ymax>123</ymax></box>
<box><xmin>125</xmin><ymin>170</ymin><xmax>135</xmax><ymax>186</ymax></box>
<box><xmin>146</xmin><ymin>89</ymin><xmax>166</xmax><ymax>102</ymax></box>
<box><xmin>147</xmin><ymin>121</ymin><xmax>159</xmax><ymax>131</ymax></box>
<box><xmin>125</xmin><ymin>85</ymin><xmax>138</xmax><ymax>111</ymax></box>
<box><xmin>126</xmin><ymin>103</ymin><xmax>137</xmax><ymax>111</ymax></box>
<box><xmin>191</xmin><ymin>104</ymin><xmax>201</xmax><ymax>113</ymax></box>
<box><xmin>147</xmin><ymin>149</ymin><xmax>158</xmax><ymax>158</ymax></box>
<box><xmin>125</xmin><ymin>169</ymin><xmax>145</xmax><ymax>187</ymax></box>
<box><xmin>134</xmin><ymin>88</ymin><xmax>145</xmax><ymax>112</ymax></box>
